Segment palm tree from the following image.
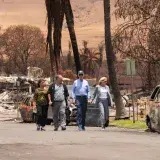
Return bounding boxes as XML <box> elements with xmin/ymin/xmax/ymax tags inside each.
<box><xmin>80</xmin><ymin>41</ymin><xmax>100</xmax><ymax>76</ymax></box>
<box><xmin>67</xmin><ymin>41</ymin><xmax>74</xmax><ymax>69</ymax></box>
<box><xmin>82</xmin><ymin>40</ymin><xmax>89</xmax><ymax>55</ymax></box>
<box><xmin>97</xmin><ymin>41</ymin><xmax>104</xmax><ymax>80</ymax></box>
<box><xmin>103</xmin><ymin>0</ymin><xmax>127</xmax><ymax>119</ymax></box>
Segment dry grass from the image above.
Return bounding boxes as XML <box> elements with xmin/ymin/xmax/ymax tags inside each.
<box><xmin>110</xmin><ymin>120</ymin><xmax>147</xmax><ymax>129</ymax></box>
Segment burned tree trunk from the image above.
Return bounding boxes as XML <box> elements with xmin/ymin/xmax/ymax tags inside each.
<box><xmin>45</xmin><ymin>0</ymin><xmax>64</xmax><ymax>75</ymax></box>
<box><xmin>53</xmin><ymin>0</ymin><xmax>65</xmax><ymax>73</ymax></box>
<box><xmin>63</xmin><ymin>0</ymin><xmax>81</xmax><ymax>74</ymax></box>
<box><xmin>45</xmin><ymin>0</ymin><xmax>55</xmax><ymax>78</ymax></box>
<box><xmin>46</xmin><ymin>0</ymin><xmax>81</xmax><ymax>76</ymax></box>
<box><xmin>104</xmin><ymin>0</ymin><xmax>127</xmax><ymax>119</ymax></box>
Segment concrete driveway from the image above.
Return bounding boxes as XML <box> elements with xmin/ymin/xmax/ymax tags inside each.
<box><xmin>0</xmin><ymin>122</ymin><xmax>160</xmax><ymax>160</ymax></box>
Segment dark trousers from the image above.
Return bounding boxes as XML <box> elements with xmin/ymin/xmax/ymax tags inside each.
<box><xmin>76</xmin><ymin>96</ymin><xmax>88</xmax><ymax>128</ymax></box>
<box><xmin>36</xmin><ymin>105</ymin><xmax>48</xmax><ymax>127</ymax></box>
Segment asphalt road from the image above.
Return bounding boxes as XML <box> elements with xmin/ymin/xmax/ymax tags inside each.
<box><xmin>0</xmin><ymin>122</ymin><xmax>160</xmax><ymax>160</ymax></box>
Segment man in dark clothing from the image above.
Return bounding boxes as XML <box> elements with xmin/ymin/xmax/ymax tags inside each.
<box><xmin>48</xmin><ymin>75</ymin><xmax>69</xmax><ymax>131</ymax></box>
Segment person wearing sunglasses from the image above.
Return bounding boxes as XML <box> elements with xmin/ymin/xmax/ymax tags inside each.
<box><xmin>72</xmin><ymin>71</ymin><xmax>91</xmax><ymax>131</ymax></box>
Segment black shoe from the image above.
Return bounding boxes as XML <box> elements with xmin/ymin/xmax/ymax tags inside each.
<box><xmin>54</xmin><ymin>128</ymin><xmax>58</xmax><ymax>131</ymax></box>
<box><xmin>61</xmin><ymin>127</ymin><xmax>66</xmax><ymax>131</ymax></box>
<box><xmin>105</xmin><ymin>120</ymin><xmax>109</xmax><ymax>127</ymax></box>
<box><xmin>41</xmin><ymin>127</ymin><xmax>46</xmax><ymax>131</ymax></box>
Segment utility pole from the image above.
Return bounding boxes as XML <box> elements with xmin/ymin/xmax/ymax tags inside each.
<box><xmin>130</xmin><ymin>60</ymin><xmax>135</xmax><ymax>123</ymax></box>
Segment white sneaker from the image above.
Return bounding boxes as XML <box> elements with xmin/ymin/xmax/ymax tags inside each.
<box><xmin>101</xmin><ymin>128</ymin><xmax>105</xmax><ymax>131</ymax></box>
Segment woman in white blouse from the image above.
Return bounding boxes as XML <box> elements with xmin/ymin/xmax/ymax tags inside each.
<box><xmin>92</xmin><ymin>77</ymin><xmax>112</xmax><ymax>130</ymax></box>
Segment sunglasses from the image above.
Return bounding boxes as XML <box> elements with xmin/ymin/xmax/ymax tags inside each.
<box><xmin>79</xmin><ymin>74</ymin><xmax>84</xmax><ymax>76</ymax></box>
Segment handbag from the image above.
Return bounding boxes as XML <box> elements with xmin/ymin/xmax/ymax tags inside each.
<box><xmin>107</xmin><ymin>92</ymin><xmax>111</xmax><ymax>107</ymax></box>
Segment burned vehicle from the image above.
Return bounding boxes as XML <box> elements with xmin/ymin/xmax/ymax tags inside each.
<box><xmin>146</xmin><ymin>85</ymin><xmax>160</xmax><ymax>133</ymax></box>
<box><xmin>19</xmin><ymin>95</ymin><xmax>36</xmax><ymax>122</ymax></box>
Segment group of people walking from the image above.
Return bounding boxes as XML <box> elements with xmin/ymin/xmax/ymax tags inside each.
<box><xmin>33</xmin><ymin>70</ymin><xmax>112</xmax><ymax>131</ymax></box>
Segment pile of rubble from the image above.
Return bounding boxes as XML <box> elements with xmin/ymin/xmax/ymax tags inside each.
<box><xmin>0</xmin><ymin>90</ymin><xmax>17</xmax><ymax>120</ymax></box>
<box><xmin>0</xmin><ymin>90</ymin><xmax>30</xmax><ymax>121</ymax></box>
<box><xmin>0</xmin><ymin>76</ymin><xmax>17</xmax><ymax>84</ymax></box>
<box><xmin>0</xmin><ymin>91</ymin><xmax>15</xmax><ymax>111</ymax></box>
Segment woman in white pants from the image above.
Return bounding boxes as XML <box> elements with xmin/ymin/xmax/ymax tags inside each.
<box><xmin>92</xmin><ymin>77</ymin><xmax>112</xmax><ymax>130</ymax></box>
